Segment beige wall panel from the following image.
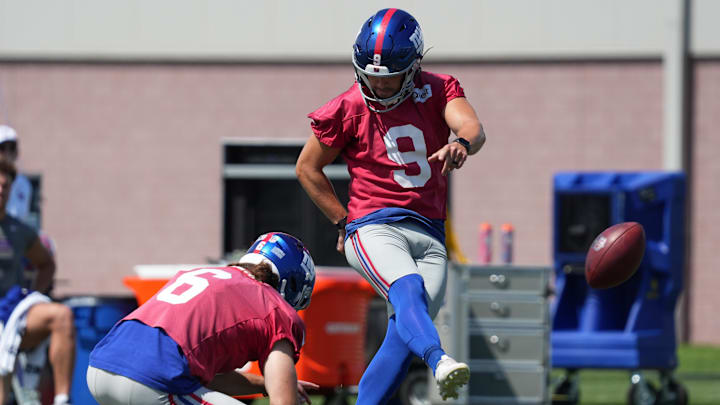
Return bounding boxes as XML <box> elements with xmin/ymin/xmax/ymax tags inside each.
<box><xmin>0</xmin><ymin>62</ymin><xmax>667</xmax><ymax>300</ymax></box>
<box><xmin>0</xmin><ymin>63</ymin><xmax>353</xmax><ymax>295</ymax></box>
<box><xmin>688</xmin><ymin>61</ymin><xmax>720</xmax><ymax>344</ymax></box>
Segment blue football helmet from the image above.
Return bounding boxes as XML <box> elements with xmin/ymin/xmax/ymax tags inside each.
<box><xmin>240</xmin><ymin>232</ymin><xmax>316</xmax><ymax>310</ymax></box>
<box><xmin>352</xmin><ymin>8</ymin><xmax>424</xmax><ymax>113</ymax></box>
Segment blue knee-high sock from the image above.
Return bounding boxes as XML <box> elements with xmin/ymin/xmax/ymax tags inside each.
<box><xmin>356</xmin><ymin>316</ymin><xmax>414</xmax><ymax>405</ymax></box>
<box><xmin>388</xmin><ymin>274</ymin><xmax>446</xmax><ymax>373</ymax></box>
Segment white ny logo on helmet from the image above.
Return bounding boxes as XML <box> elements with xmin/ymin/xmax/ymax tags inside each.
<box><xmin>409</xmin><ymin>26</ymin><xmax>423</xmax><ymax>54</ymax></box>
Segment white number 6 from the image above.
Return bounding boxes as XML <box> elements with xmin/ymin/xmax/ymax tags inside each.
<box><xmin>157</xmin><ymin>269</ymin><xmax>232</xmax><ymax>304</ymax></box>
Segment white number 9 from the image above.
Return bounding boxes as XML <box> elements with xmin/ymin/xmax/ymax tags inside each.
<box><xmin>383</xmin><ymin>125</ymin><xmax>431</xmax><ymax>188</ymax></box>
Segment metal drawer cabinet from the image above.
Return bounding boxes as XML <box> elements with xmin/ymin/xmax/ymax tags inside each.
<box><xmin>432</xmin><ymin>265</ymin><xmax>551</xmax><ymax>405</ymax></box>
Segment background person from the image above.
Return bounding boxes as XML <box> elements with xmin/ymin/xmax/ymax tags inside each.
<box><xmin>0</xmin><ymin>125</ymin><xmax>36</xmax><ymax>230</ymax></box>
<box><xmin>0</xmin><ymin>124</ymin><xmax>52</xmax><ymax>291</ymax></box>
<box><xmin>0</xmin><ymin>158</ymin><xmax>74</xmax><ymax>405</ymax></box>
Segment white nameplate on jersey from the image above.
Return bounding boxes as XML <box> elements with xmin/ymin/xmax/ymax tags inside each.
<box><xmin>413</xmin><ymin>84</ymin><xmax>432</xmax><ymax>103</ymax></box>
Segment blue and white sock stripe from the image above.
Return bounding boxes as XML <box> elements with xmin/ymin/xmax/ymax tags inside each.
<box><xmin>350</xmin><ymin>232</ymin><xmax>390</xmax><ymax>299</ymax></box>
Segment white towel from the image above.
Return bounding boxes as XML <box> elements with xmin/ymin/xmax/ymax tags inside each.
<box><xmin>0</xmin><ymin>291</ymin><xmax>51</xmax><ymax>376</ymax></box>
<box><xmin>11</xmin><ymin>338</ymin><xmax>49</xmax><ymax>405</ymax></box>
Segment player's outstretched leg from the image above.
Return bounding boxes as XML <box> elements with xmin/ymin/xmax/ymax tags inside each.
<box><xmin>389</xmin><ymin>274</ymin><xmax>445</xmax><ymax>369</ymax></box>
<box><xmin>356</xmin><ymin>316</ymin><xmax>414</xmax><ymax>405</ymax></box>
<box><xmin>389</xmin><ymin>274</ymin><xmax>469</xmax><ymax>400</ymax></box>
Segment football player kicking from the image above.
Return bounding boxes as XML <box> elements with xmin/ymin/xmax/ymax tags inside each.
<box><xmin>86</xmin><ymin>233</ymin><xmax>318</xmax><ymax>405</ymax></box>
<box><xmin>296</xmin><ymin>8</ymin><xmax>486</xmax><ymax>403</ymax></box>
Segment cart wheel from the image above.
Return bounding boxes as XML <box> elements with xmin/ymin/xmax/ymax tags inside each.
<box><xmin>397</xmin><ymin>367</ymin><xmax>430</xmax><ymax>405</ymax></box>
<box><xmin>551</xmin><ymin>377</ymin><xmax>580</xmax><ymax>405</ymax></box>
<box><xmin>627</xmin><ymin>379</ymin><xmax>658</xmax><ymax>405</ymax></box>
<box><xmin>658</xmin><ymin>379</ymin><xmax>689</xmax><ymax>405</ymax></box>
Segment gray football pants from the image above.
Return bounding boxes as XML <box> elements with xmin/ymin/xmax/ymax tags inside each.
<box><xmin>344</xmin><ymin>220</ymin><xmax>448</xmax><ymax>319</ymax></box>
<box><xmin>87</xmin><ymin>366</ymin><xmax>246</xmax><ymax>405</ymax></box>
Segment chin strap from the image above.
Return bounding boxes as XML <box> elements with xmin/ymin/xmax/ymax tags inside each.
<box><xmin>359</xmin><ymin>83</ymin><xmax>411</xmax><ymax>113</ymax></box>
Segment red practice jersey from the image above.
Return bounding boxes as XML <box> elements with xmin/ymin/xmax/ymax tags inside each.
<box><xmin>124</xmin><ymin>267</ymin><xmax>305</xmax><ymax>384</ymax></box>
<box><xmin>308</xmin><ymin>71</ymin><xmax>465</xmax><ymax>222</ymax></box>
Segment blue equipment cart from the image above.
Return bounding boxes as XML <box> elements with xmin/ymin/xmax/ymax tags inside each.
<box><xmin>64</xmin><ymin>296</ymin><xmax>137</xmax><ymax>405</ymax></box>
<box><xmin>550</xmin><ymin>172</ymin><xmax>688</xmax><ymax>405</ymax></box>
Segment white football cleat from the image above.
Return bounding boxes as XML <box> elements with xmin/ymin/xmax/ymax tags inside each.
<box><xmin>435</xmin><ymin>354</ymin><xmax>470</xmax><ymax>400</ymax></box>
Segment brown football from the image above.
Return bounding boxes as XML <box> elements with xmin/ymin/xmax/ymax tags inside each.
<box><xmin>585</xmin><ymin>222</ymin><xmax>646</xmax><ymax>289</ymax></box>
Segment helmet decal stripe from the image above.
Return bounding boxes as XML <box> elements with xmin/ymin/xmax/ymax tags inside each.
<box><xmin>252</xmin><ymin>232</ymin><xmax>275</xmax><ymax>253</ymax></box>
<box><xmin>373</xmin><ymin>8</ymin><xmax>397</xmax><ymax>65</ymax></box>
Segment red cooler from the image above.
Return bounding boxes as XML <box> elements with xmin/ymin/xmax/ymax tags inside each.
<box><xmin>295</xmin><ymin>268</ymin><xmax>376</xmax><ymax>388</ymax></box>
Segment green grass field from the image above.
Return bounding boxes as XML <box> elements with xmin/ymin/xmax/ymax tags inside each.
<box><xmin>561</xmin><ymin>343</ymin><xmax>720</xmax><ymax>405</ymax></box>
<box><xmin>253</xmin><ymin>343</ymin><xmax>720</xmax><ymax>405</ymax></box>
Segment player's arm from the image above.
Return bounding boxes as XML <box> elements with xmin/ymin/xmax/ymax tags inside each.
<box><xmin>207</xmin><ymin>372</ymin><xmax>317</xmax><ymax>400</ymax></box>
<box><xmin>207</xmin><ymin>351</ymin><xmax>318</xmax><ymax>401</ymax></box>
<box><xmin>295</xmin><ymin>133</ymin><xmax>348</xmax><ymax>253</ymax></box>
<box><xmin>263</xmin><ymin>339</ymin><xmax>306</xmax><ymax>405</ymax></box>
<box><xmin>206</xmin><ymin>370</ymin><xmax>265</xmax><ymax>396</ymax></box>
<box><xmin>429</xmin><ymin>97</ymin><xmax>486</xmax><ymax>175</ymax></box>
<box><xmin>25</xmin><ymin>236</ymin><xmax>56</xmax><ymax>295</ymax></box>
<box><xmin>445</xmin><ymin>97</ymin><xmax>485</xmax><ymax>155</ymax></box>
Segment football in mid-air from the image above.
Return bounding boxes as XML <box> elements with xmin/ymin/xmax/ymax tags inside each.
<box><xmin>585</xmin><ymin>222</ymin><xmax>646</xmax><ymax>289</ymax></box>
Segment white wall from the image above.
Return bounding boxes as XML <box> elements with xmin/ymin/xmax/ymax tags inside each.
<box><xmin>690</xmin><ymin>0</ymin><xmax>720</xmax><ymax>56</ymax></box>
<box><xmin>1</xmin><ymin>0</ymin><xmax>718</xmax><ymax>61</ymax></box>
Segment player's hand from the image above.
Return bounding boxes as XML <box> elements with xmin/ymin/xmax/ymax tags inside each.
<box><xmin>336</xmin><ymin>229</ymin><xmax>346</xmax><ymax>254</ymax></box>
<box><xmin>297</xmin><ymin>380</ymin><xmax>319</xmax><ymax>404</ymax></box>
<box><xmin>428</xmin><ymin>142</ymin><xmax>467</xmax><ymax>175</ymax></box>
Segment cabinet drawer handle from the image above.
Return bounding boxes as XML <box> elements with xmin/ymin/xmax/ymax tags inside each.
<box><xmin>489</xmin><ymin>301</ymin><xmax>509</xmax><ymax>317</ymax></box>
<box><xmin>489</xmin><ymin>274</ymin><xmax>507</xmax><ymax>288</ymax></box>
<box><xmin>489</xmin><ymin>334</ymin><xmax>509</xmax><ymax>351</ymax></box>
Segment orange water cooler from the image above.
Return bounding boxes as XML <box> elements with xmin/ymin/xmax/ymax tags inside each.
<box><xmin>295</xmin><ymin>268</ymin><xmax>376</xmax><ymax>389</ymax></box>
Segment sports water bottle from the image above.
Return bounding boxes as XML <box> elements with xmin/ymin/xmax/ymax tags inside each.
<box><xmin>478</xmin><ymin>222</ymin><xmax>492</xmax><ymax>264</ymax></box>
<box><xmin>501</xmin><ymin>223</ymin><xmax>514</xmax><ymax>265</ymax></box>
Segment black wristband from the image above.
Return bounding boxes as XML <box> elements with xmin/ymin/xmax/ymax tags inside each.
<box><xmin>335</xmin><ymin>216</ymin><xmax>347</xmax><ymax>230</ymax></box>
<box><xmin>453</xmin><ymin>137</ymin><xmax>471</xmax><ymax>153</ymax></box>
